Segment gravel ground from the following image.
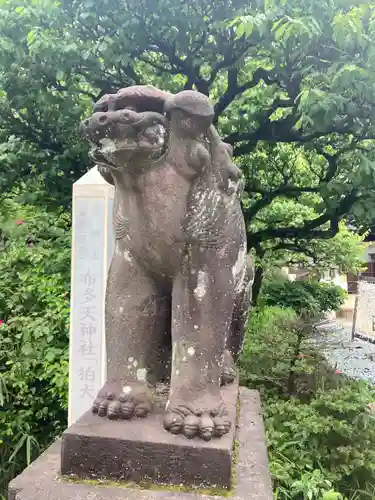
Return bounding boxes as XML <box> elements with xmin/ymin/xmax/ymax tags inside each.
<box><xmin>309</xmin><ymin>321</ymin><xmax>375</xmax><ymax>385</ymax></box>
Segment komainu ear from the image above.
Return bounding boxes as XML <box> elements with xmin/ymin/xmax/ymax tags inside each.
<box><xmin>165</xmin><ymin>90</ymin><xmax>215</xmax><ymax>121</ymax></box>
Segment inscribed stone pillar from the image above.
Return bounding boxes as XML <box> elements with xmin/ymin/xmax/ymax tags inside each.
<box><xmin>68</xmin><ymin>166</ymin><xmax>114</xmax><ymax>425</ymax></box>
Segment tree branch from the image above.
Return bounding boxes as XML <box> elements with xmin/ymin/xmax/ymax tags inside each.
<box><xmin>208</xmin><ymin>36</ymin><xmax>257</xmax><ymax>85</ymax></box>
<box><xmin>272</xmin><ymin>242</ymin><xmax>318</xmax><ymax>261</ymax></box>
<box><xmin>148</xmin><ymin>38</ymin><xmax>199</xmax><ymax>86</ymax></box>
<box><xmin>2</xmin><ymin>109</ymin><xmax>64</xmax><ymax>154</ymax></box>
<box><xmin>52</xmin><ymin>82</ymin><xmax>97</xmax><ymax>101</ymax></box>
<box><xmin>137</xmin><ymin>55</ymin><xmax>181</xmax><ymax>75</ymax></box>
<box><xmin>214</xmin><ymin>68</ymin><xmax>278</xmax><ymax>119</ymax></box>
<box><xmin>226</xmin><ymin>102</ymin><xmax>298</xmax><ymax>155</ymax></box>
<box><xmin>249</xmin><ymin>190</ymin><xmax>358</xmax><ymax>247</ymax></box>
<box><xmin>245</xmin><ymin>185</ymin><xmax>320</xmax><ymax>221</ymax></box>
<box><xmin>250</xmin><ymin>185</ymin><xmax>319</xmax><ymax>196</ymax></box>
<box><xmin>314</xmin><ymin>140</ymin><xmax>363</xmax><ymax>183</ymax></box>
<box><xmin>232</xmin><ymin>127</ymin><xmax>333</xmax><ymax>156</ymax></box>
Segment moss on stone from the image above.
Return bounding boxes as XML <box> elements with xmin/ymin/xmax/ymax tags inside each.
<box><xmin>60</xmin><ymin>474</ymin><xmax>234</xmax><ymax>497</ymax></box>
<box><xmin>231</xmin><ymin>394</ymin><xmax>241</xmax><ymax>488</ymax></box>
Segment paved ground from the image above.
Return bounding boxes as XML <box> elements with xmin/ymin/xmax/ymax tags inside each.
<box><xmin>311</xmin><ymin>321</ymin><xmax>375</xmax><ymax>385</ymax></box>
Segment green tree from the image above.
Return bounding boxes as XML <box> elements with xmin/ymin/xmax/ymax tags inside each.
<box><xmin>1</xmin><ymin>0</ymin><xmax>375</xmax><ymax>264</ymax></box>
<box><xmin>0</xmin><ymin>196</ymin><xmax>70</xmax><ymax>495</ymax></box>
<box><xmin>250</xmin><ymin>219</ymin><xmax>366</xmax><ymax>303</ymax></box>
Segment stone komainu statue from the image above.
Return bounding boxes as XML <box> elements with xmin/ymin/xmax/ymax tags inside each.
<box><xmin>80</xmin><ymin>85</ymin><xmax>253</xmax><ymax>441</ymax></box>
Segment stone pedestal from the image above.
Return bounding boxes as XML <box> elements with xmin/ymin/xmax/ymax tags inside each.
<box><xmin>61</xmin><ymin>381</ymin><xmax>238</xmax><ymax>489</ymax></box>
<box><xmin>9</xmin><ymin>388</ymin><xmax>273</xmax><ymax>500</ymax></box>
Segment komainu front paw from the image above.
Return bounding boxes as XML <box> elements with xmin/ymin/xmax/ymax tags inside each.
<box><xmin>163</xmin><ymin>399</ymin><xmax>230</xmax><ymax>441</ymax></box>
<box><xmin>92</xmin><ymin>379</ymin><xmax>153</xmax><ymax>420</ymax></box>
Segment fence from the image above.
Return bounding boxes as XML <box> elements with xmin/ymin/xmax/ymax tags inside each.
<box><xmin>351</xmin><ymin>276</ymin><xmax>375</xmax><ymax>344</ymax></box>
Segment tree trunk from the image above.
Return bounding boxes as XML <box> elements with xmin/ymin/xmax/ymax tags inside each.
<box><xmin>287</xmin><ymin>331</ymin><xmax>303</xmax><ymax>396</ymax></box>
<box><xmin>251</xmin><ymin>265</ymin><xmax>264</xmax><ymax>306</ymax></box>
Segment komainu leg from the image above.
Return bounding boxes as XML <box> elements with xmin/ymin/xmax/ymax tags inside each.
<box><xmin>222</xmin><ymin>257</ymin><xmax>253</xmax><ymax>384</ymax></box>
<box><xmin>164</xmin><ymin>245</ymin><xmax>234</xmax><ymax>440</ymax></box>
<box><xmin>222</xmin><ymin>282</ymin><xmax>251</xmax><ymax>385</ymax></box>
<box><xmin>91</xmin><ymin>245</ymin><xmax>170</xmax><ymax>420</ymax></box>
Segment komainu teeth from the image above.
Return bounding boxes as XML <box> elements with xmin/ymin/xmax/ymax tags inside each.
<box><xmin>99</xmin><ymin>138</ymin><xmax>117</xmax><ymax>154</ymax></box>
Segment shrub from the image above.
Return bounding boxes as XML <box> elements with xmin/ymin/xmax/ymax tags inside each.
<box><xmin>240</xmin><ymin>307</ymin><xmax>375</xmax><ymax>499</ymax></box>
<box><xmin>302</xmin><ymin>281</ymin><xmax>347</xmax><ymax>314</ymax></box>
<box><xmin>240</xmin><ymin>306</ymin><xmax>298</xmax><ymax>395</ymax></box>
<box><xmin>0</xmin><ymin>198</ymin><xmax>70</xmax><ymax>496</ymax></box>
<box><xmin>260</xmin><ymin>278</ymin><xmax>346</xmax><ymax>317</ymax></box>
<box><xmin>267</xmin><ymin>385</ymin><xmax>375</xmax><ymax>499</ymax></box>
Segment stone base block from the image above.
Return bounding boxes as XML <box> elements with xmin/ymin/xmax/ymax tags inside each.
<box><xmin>61</xmin><ymin>380</ymin><xmax>238</xmax><ymax>489</ymax></box>
<box><xmin>9</xmin><ymin>388</ymin><xmax>273</xmax><ymax>500</ymax></box>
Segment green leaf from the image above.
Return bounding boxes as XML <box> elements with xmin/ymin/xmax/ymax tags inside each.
<box><xmin>235</xmin><ymin>22</ymin><xmax>245</xmax><ymax>39</ymax></box>
<box><xmin>322</xmin><ymin>492</ymin><xmax>343</xmax><ymax>500</ymax></box>
<box><xmin>244</xmin><ymin>20</ymin><xmax>254</xmax><ymax>37</ymax></box>
<box><xmin>26</xmin><ymin>29</ymin><xmax>37</xmax><ymax>46</ymax></box>
<box><xmin>8</xmin><ymin>434</ymin><xmax>27</xmax><ymax>463</ymax></box>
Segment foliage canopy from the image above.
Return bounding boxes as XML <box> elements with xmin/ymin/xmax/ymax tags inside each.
<box><xmin>0</xmin><ymin>0</ymin><xmax>374</xmax><ymax>260</ymax></box>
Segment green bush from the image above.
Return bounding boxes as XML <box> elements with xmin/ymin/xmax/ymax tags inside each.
<box><xmin>267</xmin><ymin>386</ymin><xmax>375</xmax><ymax>500</ymax></box>
<box><xmin>302</xmin><ymin>281</ymin><xmax>347</xmax><ymax>315</ymax></box>
<box><xmin>0</xmin><ymin>198</ymin><xmax>70</xmax><ymax>496</ymax></box>
<box><xmin>240</xmin><ymin>306</ymin><xmax>298</xmax><ymax>394</ymax></box>
<box><xmin>240</xmin><ymin>307</ymin><xmax>375</xmax><ymax>499</ymax></box>
<box><xmin>260</xmin><ymin>278</ymin><xmax>346</xmax><ymax>317</ymax></box>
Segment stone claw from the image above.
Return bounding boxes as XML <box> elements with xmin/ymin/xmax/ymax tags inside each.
<box><xmin>120</xmin><ymin>402</ymin><xmax>135</xmax><ymax>419</ymax></box>
<box><xmin>213</xmin><ymin>416</ymin><xmax>230</xmax><ymax>437</ymax></box>
<box><xmin>91</xmin><ymin>380</ymin><xmax>153</xmax><ymax>421</ymax></box>
<box><xmin>107</xmin><ymin>401</ymin><xmax>121</xmax><ymax>419</ymax></box>
<box><xmin>183</xmin><ymin>415</ymin><xmax>200</xmax><ymax>439</ymax></box>
<box><xmin>163</xmin><ymin>412</ymin><xmax>183</xmax><ymax>434</ymax></box>
<box><xmin>199</xmin><ymin>415</ymin><xmax>215</xmax><ymax>441</ymax></box>
<box><xmin>92</xmin><ymin>398</ymin><xmax>101</xmax><ymax>413</ymax></box>
<box><xmin>134</xmin><ymin>402</ymin><xmax>152</xmax><ymax>418</ymax></box>
<box><xmin>98</xmin><ymin>400</ymin><xmax>109</xmax><ymax>417</ymax></box>
<box><xmin>163</xmin><ymin>404</ymin><xmax>231</xmax><ymax>441</ymax></box>
<box><xmin>221</xmin><ymin>349</ymin><xmax>237</xmax><ymax>386</ymax></box>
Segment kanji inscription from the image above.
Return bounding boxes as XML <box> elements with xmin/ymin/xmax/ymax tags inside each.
<box><xmin>69</xmin><ymin>197</ymin><xmax>106</xmax><ymax>424</ymax></box>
